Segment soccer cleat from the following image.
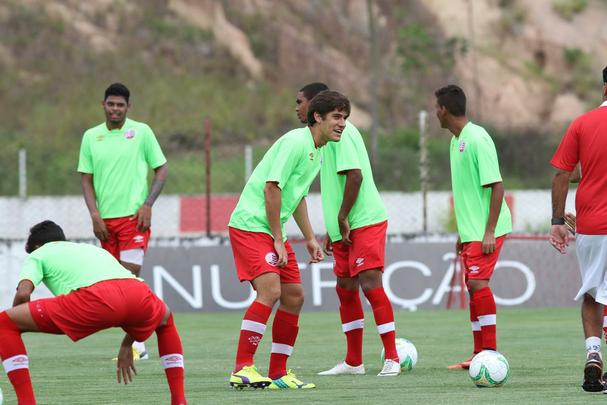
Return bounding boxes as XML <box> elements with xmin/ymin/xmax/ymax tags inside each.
<box><xmin>447</xmin><ymin>354</ymin><xmax>474</xmax><ymax>370</ymax></box>
<box><xmin>377</xmin><ymin>359</ymin><xmax>401</xmax><ymax>377</ymax></box>
<box><xmin>317</xmin><ymin>361</ymin><xmax>366</xmax><ymax>375</ymax></box>
<box><xmin>134</xmin><ymin>348</ymin><xmax>149</xmax><ymax>361</ymax></box>
<box><xmin>268</xmin><ymin>370</ymin><xmax>316</xmax><ymax>389</ymax></box>
<box><xmin>229</xmin><ymin>365</ymin><xmax>272</xmax><ymax>390</ymax></box>
<box><xmin>582</xmin><ymin>352</ymin><xmax>604</xmax><ymax>392</ymax></box>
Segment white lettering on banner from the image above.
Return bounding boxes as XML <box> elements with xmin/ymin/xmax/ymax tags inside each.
<box><xmin>492</xmin><ymin>261</ymin><xmax>536</xmax><ymax>306</ymax></box>
<box><xmin>210</xmin><ymin>264</ymin><xmax>256</xmax><ymax>309</ymax></box>
<box><xmin>153</xmin><ymin>265</ymin><xmax>203</xmax><ymax>308</ymax></box>
<box><xmin>433</xmin><ymin>253</ymin><xmax>461</xmax><ymax>305</ymax></box>
<box><xmin>384</xmin><ymin>261</ymin><xmax>433</xmax><ymax>310</ymax></box>
<box><xmin>307</xmin><ymin>262</ymin><xmax>337</xmax><ymax>306</ymax></box>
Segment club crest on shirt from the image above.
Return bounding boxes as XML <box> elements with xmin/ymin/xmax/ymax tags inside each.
<box><xmin>96</xmin><ymin>135</ymin><xmax>105</xmax><ymax>142</ymax></box>
<box><xmin>125</xmin><ymin>129</ymin><xmax>136</xmax><ymax>139</ymax></box>
<box><xmin>265</xmin><ymin>252</ymin><xmax>279</xmax><ymax>267</ymax></box>
<box><xmin>459</xmin><ymin>141</ymin><xmax>466</xmax><ymax>152</ymax></box>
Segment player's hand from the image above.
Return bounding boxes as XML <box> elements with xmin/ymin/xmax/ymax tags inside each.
<box><xmin>564</xmin><ymin>212</ymin><xmax>576</xmax><ymax>235</ymax></box>
<box><xmin>338</xmin><ymin>216</ymin><xmax>351</xmax><ymax>246</ymax></box>
<box><xmin>92</xmin><ymin>214</ymin><xmax>109</xmax><ymax>241</ymax></box>
<box><xmin>132</xmin><ymin>204</ymin><xmax>152</xmax><ymax>232</ymax></box>
<box><xmin>481</xmin><ymin>231</ymin><xmax>496</xmax><ymax>255</ymax></box>
<box><xmin>306</xmin><ymin>238</ymin><xmax>324</xmax><ymax>263</ymax></box>
<box><xmin>116</xmin><ymin>345</ymin><xmax>137</xmax><ymax>385</ymax></box>
<box><xmin>549</xmin><ymin>224</ymin><xmax>571</xmax><ymax>254</ymax></box>
<box><xmin>455</xmin><ymin>237</ymin><xmax>463</xmax><ymax>255</ymax></box>
<box><xmin>273</xmin><ymin>240</ymin><xmax>288</xmax><ymax>268</ymax></box>
<box><xmin>323</xmin><ymin>233</ymin><xmax>333</xmax><ymax>256</ymax></box>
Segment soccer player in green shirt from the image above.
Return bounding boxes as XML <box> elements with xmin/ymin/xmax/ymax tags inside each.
<box><xmin>78</xmin><ymin>83</ymin><xmax>168</xmax><ymax>359</ymax></box>
<box><xmin>228</xmin><ymin>91</ymin><xmax>350</xmax><ymax>390</ymax></box>
<box><xmin>295</xmin><ymin>83</ymin><xmax>400</xmax><ymax>377</ymax></box>
<box><xmin>434</xmin><ymin>85</ymin><xmax>512</xmax><ymax>370</ymax></box>
<box><xmin>0</xmin><ymin>221</ymin><xmax>186</xmax><ymax>405</ymax></box>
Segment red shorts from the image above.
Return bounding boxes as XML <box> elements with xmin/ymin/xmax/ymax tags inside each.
<box><xmin>461</xmin><ymin>235</ymin><xmax>507</xmax><ymax>281</ymax></box>
<box><xmin>101</xmin><ymin>216</ymin><xmax>151</xmax><ymax>261</ymax></box>
<box><xmin>332</xmin><ymin>221</ymin><xmax>387</xmax><ymax>278</ymax></box>
<box><xmin>29</xmin><ymin>279</ymin><xmax>166</xmax><ymax>342</ymax></box>
<box><xmin>229</xmin><ymin>227</ymin><xmax>301</xmax><ymax>284</ymax></box>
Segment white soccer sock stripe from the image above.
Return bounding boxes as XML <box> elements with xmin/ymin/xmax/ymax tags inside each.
<box><xmin>377</xmin><ymin>322</ymin><xmax>395</xmax><ymax>335</ymax></box>
<box><xmin>603</xmin><ymin>316</ymin><xmax>607</xmax><ymax>328</ymax></box>
<box><xmin>342</xmin><ymin>319</ymin><xmax>364</xmax><ymax>333</ymax></box>
<box><xmin>3</xmin><ymin>355</ymin><xmax>29</xmax><ymax>373</ymax></box>
<box><xmin>478</xmin><ymin>314</ymin><xmax>496</xmax><ymax>327</ymax></box>
<box><xmin>241</xmin><ymin>319</ymin><xmax>266</xmax><ymax>335</ymax></box>
<box><xmin>271</xmin><ymin>343</ymin><xmax>293</xmax><ymax>356</ymax></box>
<box><xmin>471</xmin><ymin>321</ymin><xmax>481</xmax><ymax>332</ymax></box>
<box><xmin>160</xmin><ymin>353</ymin><xmax>184</xmax><ymax>369</ymax></box>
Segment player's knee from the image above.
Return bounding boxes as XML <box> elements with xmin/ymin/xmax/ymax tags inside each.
<box><xmin>257</xmin><ymin>286</ymin><xmax>281</xmax><ymax>306</ymax></box>
<box><xmin>359</xmin><ymin>270</ymin><xmax>383</xmax><ymax>292</ymax></box>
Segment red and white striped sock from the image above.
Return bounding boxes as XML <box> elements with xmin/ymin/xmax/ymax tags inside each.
<box><xmin>469</xmin><ymin>299</ymin><xmax>482</xmax><ymax>354</ymax></box>
<box><xmin>364</xmin><ymin>287</ymin><xmax>398</xmax><ymax>361</ymax></box>
<box><xmin>0</xmin><ymin>311</ymin><xmax>35</xmax><ymax>405</ymax></box>
<box><xmin>474</xmin><ymin>287</ymin><xmax>497</xmax><ymax>351</ymax></box>
<box><xmin>234</xmin><ymin>301</ymin><xmax>272</xmax><ymax>372</ymax></box>
<box><xmin>268</xmin><ymin>309</ymin><xmax>299</xmax><ymax>380</ymax></box>
<box><xmin>156</xmin><ymin>315</ymin><xmax>186</xmax><ymax>405</ymax></box>
<box><xmin>336</xmin><ymin>286</ymin><xmax>364</xmax><ymax>366</ymax></box>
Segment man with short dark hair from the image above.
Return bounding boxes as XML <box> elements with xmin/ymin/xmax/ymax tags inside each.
<box><xmin>435</xmin><ymin>84</ymin><xmax>512</xmax><ymax>370</ymax></box>
<box><xmin>550</xmin><ymin>66</ymin><xmax>607</xmax><ymax>392</ymax></box>
<box><xmin>228</xmin><ymin>91</ymin><xmax>350</xmax><ymax>390</ymax></box>
<box><xmin>77</xmin><ymin>82</ymin><xmax>168</xmax><ymax>359</ymax></box>
<box><xmin>0</xmin><ymin>221</ymin><xmax>186</xmax><ymax>404</ymax></box>
<box><xmin>296</xmin><ymin>83</ymin><xmax>400</xmax><ymax>377</ymax></box>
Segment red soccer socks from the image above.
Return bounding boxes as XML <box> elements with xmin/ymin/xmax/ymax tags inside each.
<box><xmin>234</xmin><ymin>301</ymin><xmax>272</xmax><ymax>371</ymax></box>
<box><xmin>0</xmin><ymin>311</ymin><xmax>35</xmax><ymax>405</ymax></box>
<box><xmin>268</xmin><ymin>309</ymin><xmax>299</xmax><ymax>380</ymax></box>
<box><xmin>364</xmin><ymin>288</ymin><xmax>398</xmax><ymax>361</ymax></box>
<box><xmin>473</xmin><ymin>287</ymin><xmax>497</xmax><ymax>351</ymax></box>
<box><xmin>156</xmin><ymin>315</ymin><xmax>186</xmax><ymax>405</ymax></box>
<box><xmin>336</xmin><ymin>286</ymin><xmax>364</xmax><ymax>366</ymax></box>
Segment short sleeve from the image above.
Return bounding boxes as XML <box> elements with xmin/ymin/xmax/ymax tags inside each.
<box><xmin>77</xmin><ymin>133</ymin><xmax>93</xmax><ymax>174</ymax></box>
<box><xmin>475</xmin><ymin>133</ymin><xmax>503</xmax><ymax>186</ymax></box>
<box><xmin>550</xmin><ymin>119</ymin><xmax>579</xmax><ymax>172</ymax></box>
<box><xmin>265</xmin><ymin>136</ymin><xmax>301</xmax><ymax>190</ymax></box>
<box><xmin>143</xmin><ymin>125</ymin><xmax>167</xmax><ymax>169</ymax></box>
<box><xmin>19</xmin><ymin>255</ymin><xmax>44</xmax><ymax>288</ymax></box>
<box><xmin>335</xmin><ymin>126</ymin><xmax>362</xmax><ymax>173</ymax></box>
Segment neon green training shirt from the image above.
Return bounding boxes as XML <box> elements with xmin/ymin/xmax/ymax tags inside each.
<box><xmin>450</xmin><ymin>122</ymin><xmax>512</xmax><ymax>242</ymax></box>
<box><xmin>19</xmin><ymin>241</ymin><xmax>138</xmax><ymax>296</ymax></box>
<box><xmin>320</xmin><ymin>121</ymin><xmax>387</xmax><ymax>242</ymax></box>
<box><xmin>229</xmin><ymin>127</ymin><xmax>321</xmax><ymax>239</ymax></box>
<box><xmin>77</xmin><ymin>118</ymin><xmax>167</xmax><ymax>219</ymax></box>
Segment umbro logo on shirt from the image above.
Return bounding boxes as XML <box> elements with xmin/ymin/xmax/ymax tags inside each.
<box><xmin>459</xmin><ymin>141</ymin><xmax>466</xmax><ymax>152</ymax></box>
<box><xmin>309</xmin><ymin>152</ymin><xmax>314</xmax><ymax>160</ymax></box>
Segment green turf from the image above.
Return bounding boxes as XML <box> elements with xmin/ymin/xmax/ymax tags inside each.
<box><xmin>0</xmin><ymin>307</ymin><xmax>603</xmax><ymax>404</ymax></box>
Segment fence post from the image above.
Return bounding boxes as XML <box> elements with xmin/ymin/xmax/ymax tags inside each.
<box><xmin>19</xmin><ymin>148</ymin><xmax>26</xmax><ymax>199</ymax></box>
<box><xmin>418</xmin><ymin>111</ymin><xmax>428</xmax><ymax>233</ymax></box>
<box><xmin>204</xmin><ymin>118</ymin><xmax>211</xmax><ymax>237</ymax></box>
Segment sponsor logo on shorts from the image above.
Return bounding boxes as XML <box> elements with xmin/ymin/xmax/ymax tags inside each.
<box><xmin>459</xmin><ymin>141</ymin><xmax>466</xmax><ymax>152</ymax></box>
<box><xmin>248</xmin><ymin>336</ymin><xmax>261</xmax><ymax>346</ymax></box>
<box><xmin>265</xmin><ymin>252</ymin><xmax>279</xmax><ymax>267</ymax></box>
<box><xmin>133</xmin><ymin>235</ymin><xmax>144</xmax><ymax>243</ymax></box>
<box><xmin>469</xmin><ymin>265</ymin><xmax>480</xmax><ymax>273</ymax></box>
<box><xmin>124</xmin><ymin>129</ymin><xmax>136</xmax><ymax>139</ymax></box>
<box><xmin>355</xmin><ymin>257</ymin><xmax>365</xmax><ymax>267</ymax></box>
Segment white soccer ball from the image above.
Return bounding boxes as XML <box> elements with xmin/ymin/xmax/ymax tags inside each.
<box><xmin>381</xmin><ymin>337</ymin><xmax>418</xmax><ymax>371</ymax></box>
<box><xmin>0</xmin><ymin>386</ymin><xmax>3</xmax><ymax>405</ymax></box>
<box><xmin>468</xmin><ymin>350</ymin><xmax>510</xmax><ymax>387</ymax></box>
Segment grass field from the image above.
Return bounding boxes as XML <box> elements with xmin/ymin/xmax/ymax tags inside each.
<box><xmin>0</xmin><ymin>307</ymin><xmax>605</xmax><ymax>404</ymax></box>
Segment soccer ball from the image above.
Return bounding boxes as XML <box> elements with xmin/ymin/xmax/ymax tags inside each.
<box><xmin>468</xmin><ymin>350</ymin><xmax>510</xmax><ymax>387</ymax></box>
<box><xmin>381</xmin><ymin>338</ymin><xmax>418</xmax><ymax>371</ymax></box>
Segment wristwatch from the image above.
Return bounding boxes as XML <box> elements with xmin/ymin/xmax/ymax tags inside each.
<box><xmin>551</xmin><ymin>217</ymin><xmax>565</xmax><ymax>225</ymax></box>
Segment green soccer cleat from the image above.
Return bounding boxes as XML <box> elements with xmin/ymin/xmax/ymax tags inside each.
<box><xmin>229</xmin><ymin>365</ymin><xmax>272</xmax><ymax>390</ymax></box>
<box><xmin>268</xmin><ymin>370</ymin><xmax>316</xmax><ymax>389</ymax></box>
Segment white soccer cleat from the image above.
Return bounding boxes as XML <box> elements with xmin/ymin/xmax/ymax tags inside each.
<box><xmin>377</xmin><ymin>359</ymin><xmax>401</xmax><ymax>377</ymax></box>
<box><xmin>317</xmin><ymin>361</ymin><xmax>366</xmax><ymax>375</ymax></box>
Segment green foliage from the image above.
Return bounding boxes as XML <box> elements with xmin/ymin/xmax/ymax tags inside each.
<box><xmin>552</xmin><ymin>0</ymin><xmax>589</xmax><ymax>20</ymax></box>
<box><xmin>562</xmin><ymin>47</ymin><xmax>597</xmax><ymax>99</ymax></box>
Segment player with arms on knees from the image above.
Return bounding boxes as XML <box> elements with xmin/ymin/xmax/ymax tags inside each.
<box><xmin>228</xmin><ymin>91</ymin><xmax>350</xmax><ymax>390</ymax></box>
<box><xmin>550</xmin><ymin>66</ymin><xmax>607</xmax><ymax>392</ymax></box>
<box><xmin>0</xmin><ymin>221</ymin><xmax>186</xmax><ymax>405</ymax></box>
<box><xmin>434</xmin><ymin>85</ymin><xmax>512</xmax><ymax>370</ymax></box>
<box><xmin>77</xmin><ymin>82</ymin><xmax>168</xmax><ymax>359</ymax></box>
<box><xmin>296</xmin><ymin>83</ymin><xmax>399</xmax><ymax>377</ymax></box>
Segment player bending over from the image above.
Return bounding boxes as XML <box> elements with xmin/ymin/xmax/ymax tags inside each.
<box><xmin>0</xmin><ymin>221</ymin><xmax>186</xmax><ymax>404</ymax></box>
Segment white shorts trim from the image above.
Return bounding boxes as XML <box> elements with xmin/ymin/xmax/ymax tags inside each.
<box><xmin>575</xmin><ymin>234</ymin><xmax>607</xmax><ymax>305</ymax></box>
<box><xmin>377</xmin><ymin>322</ymin><xmax>395</xmax><ymax>335</ymax></box>
<box><xmin>241</xmin><ymin>320</ymin><xmax>266</xmax><ymax>335</ymax></box>
<box><xmin>3</xmin><ymin>355</ymin><xmax>29</xmax><ymax>373</ymax></box>
<box><xmin>160</xmin><ymin>354</ymin><xmax>184</xmax><ymax>369</ymax></box>
<box><xmin>478</xmin><ymin>314</ymin><xmax>496</xmax><ymax>327</ymax></box>
<box><xmin>342</xmin><ymin>319</ymin><xmax>364</xmax><ymax>333</ymax></box>
<box><xmin>271</xmin><ymin>343</ymin><xmax>293</xmax><ymax>356</ymax></box>
<box><xmin>120</xmin><ymin>249</ymin><xmax>144</xmax><ymax>266</ymax></box>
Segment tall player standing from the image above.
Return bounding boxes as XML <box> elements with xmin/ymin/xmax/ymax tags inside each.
<box><xmin>228</xmin><ymin>91</ymin><xmax>350</xmax><ymax>390</ymax></box>
<box><xmin>434</xmin><ymin>85</ymin><xmax>512</xmax><ymax>369</ymax></box>
<box><xmin>295</xmin><ymin>83</ymin><xmax>400</xmax><ymax>377</ymax></box>
<box><xmin>77</xmin><ymin>83</ymin><xmax>168</xmax><ymax>360</ymax></box>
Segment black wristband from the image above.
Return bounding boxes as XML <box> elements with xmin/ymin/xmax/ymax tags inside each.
<box><xmin>551</xmin><ymin>217</ymin><xmax>565</xmax><ymax>225</ymax></box>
